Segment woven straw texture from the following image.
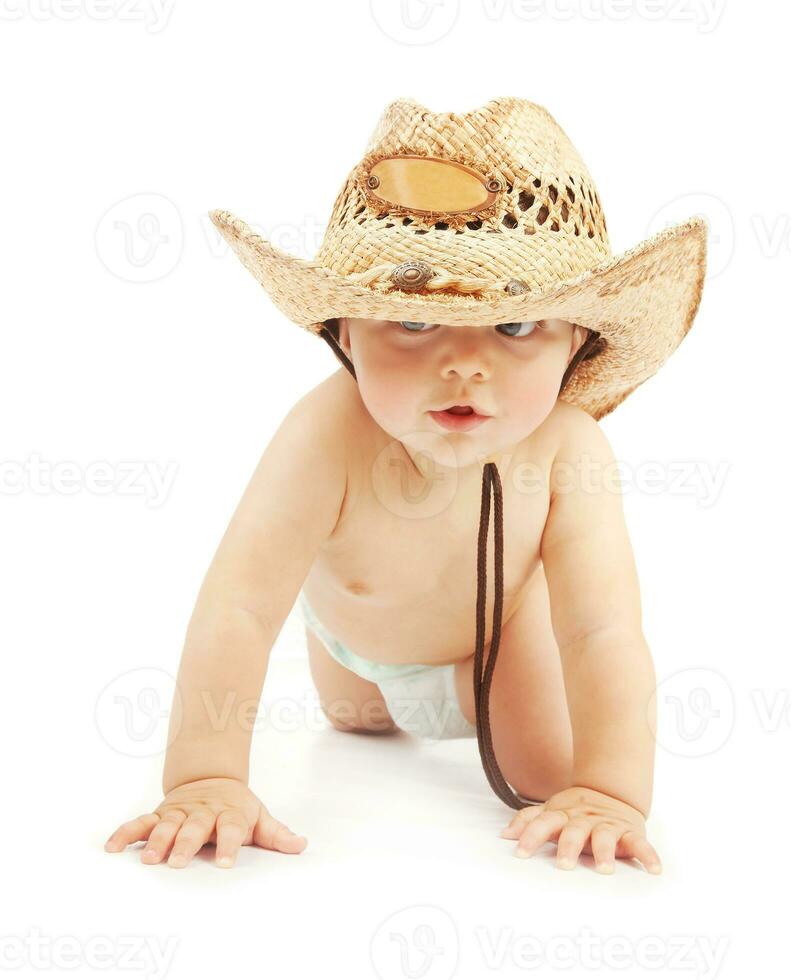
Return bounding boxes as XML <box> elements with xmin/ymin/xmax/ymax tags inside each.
<box><xmin>210</xmin><ymin>96</ymin><xmax>707</xmax><ymax>421</ymax></box>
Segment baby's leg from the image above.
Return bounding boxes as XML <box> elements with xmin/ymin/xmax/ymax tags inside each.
<box><xmin>305</xmin><ymin>627</ymin><xmax>398</xmax><ymax>734</ymax></box>
<box><xmin>454</xmin><ymin>563</ymin><xmax>573</xmax><ymax>801</ymax></box>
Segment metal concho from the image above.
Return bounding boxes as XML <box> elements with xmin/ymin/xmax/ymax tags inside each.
<box><xmin>389</xmin><ymin>260</ymin><xmax>435</xmax><ymax>292</ymax></box>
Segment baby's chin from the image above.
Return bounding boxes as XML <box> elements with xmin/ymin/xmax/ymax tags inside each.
<box><xmin>394</xmin><ymin>423</ymin><xmax>517</xmax><ymax>471</ymax></box>
<box><xmin>370</xmin><ymin>405</ymin><xmax>536</xmax><ymax>470</ymax></box>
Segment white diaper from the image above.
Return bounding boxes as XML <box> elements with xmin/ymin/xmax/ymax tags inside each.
<box><xmin>295</xmin><ymin>587</ymin><xmax>476</xmax><ymax>740</ymax></box>
<box><xmin>374</xmin><ymin>663</ymin><xmax>477</xmax><ymax>740</ymax></box>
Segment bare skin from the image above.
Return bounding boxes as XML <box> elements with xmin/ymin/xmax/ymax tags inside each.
<box><xmin>105</xmin><ymin>315</ymin><xmax>661</xmax><ymax>875</ymax></box>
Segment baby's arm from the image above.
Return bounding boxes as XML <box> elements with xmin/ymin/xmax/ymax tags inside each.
<box><xmin>105</xmin><ymin>381</ymin><xmax>349</xmax><ymax>868</ymax></box>
<box><xmin>161</xmin><ymin>385</ymin><xmax>348</xmax><ymax>793</ymax></box>
<box><xmin>502</xmin><ymin>408</ymin><xmax>661</xmax><ymax>874</ymax></box>
<box><xmin>542</xmin><ymin>411</ymin><xmax>655</xmax><ymax>814</ymax></box>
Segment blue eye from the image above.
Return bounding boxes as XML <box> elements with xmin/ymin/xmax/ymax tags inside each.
<box><xmin>496</xmin><ymin>320</ymin><xmax>539</xmax><ymax>338</ymax></box>
<box><xmin>398</xmin><ymin>320</ymin><xmax>430</xmax><ymax>332</ymax></box>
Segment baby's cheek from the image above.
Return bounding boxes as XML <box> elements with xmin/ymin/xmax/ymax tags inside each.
<box><xmin>360</xmin><ymin>351</ymin><xmax>418</xmax><ymax>418</ymax></box>
<box><xmin>358</xmin><ymin>376</ymin><xmax>417</xmax><ymax>433</ymax></box>
<box><xmin>507</xmin><ymin>375</ymin><xmax>559</xmax><ymax>430</ymax></box>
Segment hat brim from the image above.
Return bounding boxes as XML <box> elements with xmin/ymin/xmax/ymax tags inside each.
<box><xmin>209</xmin><ymin>209</ymin><xmax>707</xmax><ymax>421</ymax></box>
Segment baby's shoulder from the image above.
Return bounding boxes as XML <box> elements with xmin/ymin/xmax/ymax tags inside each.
<box><xmin>287</xmin><ymin>368</ymin><xmax>372</xmax><ymax>473</ymax></box>
<box><xmin>529</xmin><ymin>399</ymin><xmax>600</xmax><ymax>453</ymax></box>
<box><xmin>293</xmin><ymin>367</ymin><xmax>366</xmax><ymax>432</ymax></box>
<box><xmin>548</xmin><ymin>399</ymin><xmax>603</xmax><ymax>441</ymax></box>
<box><xmin>542</xmin><ymin>400</ymin><xmax>617</xmax><ymax>490</ymax></box>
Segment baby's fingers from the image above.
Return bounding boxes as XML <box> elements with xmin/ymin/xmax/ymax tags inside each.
<box><xmin>104</xmin><ymin>813</ymin><xmax>161</xmax><ymax>852</ymax></box>
<box><xmin>214</xmin><ymin>810</ymin><xmax>251</xmax><ymax>868</ymax></box>
<box><xmin>140</xmin><ymin>809</ymin><xmax>187</xmax><ymax>864</ymax></box>
<box><xmin>251</xmin><ymin>808</ymin><xmax>308</xmax><ymax>854</ymax></box>
<box><xmin>515</xmin><ymin>810</ymin><xmax>568</xmax><ymax>858</ymax></box>
<box><xmin>499</xmin><ymin>804</ymin><xmax>545</xmax><ymax>839</ymax></box>
<box><xmin>618</xmin><ymin>830</ymin><xmax>662</xmax><ymax>874</ymax></box>
<box><xmin>555</xmin><ymin>821</ymin><xmax>591</xmax><ymax>871</ymax></box>
<box><xmin>167</xmin><ymin>807</ymin><xmax>217</xmax><ymax>868</ymax></box>
<box><xmin>590</xmin><ymin>824</ymin><xmax>619</xmax><ymax>874</ymax></box>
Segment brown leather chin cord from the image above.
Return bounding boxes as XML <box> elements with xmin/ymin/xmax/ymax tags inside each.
<box><xmin>319</xmin><ymin>325</ymin><xmax>543</xmax><ymax>810</ymax></box>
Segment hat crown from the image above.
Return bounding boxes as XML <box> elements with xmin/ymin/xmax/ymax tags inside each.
<box><xmin>316</xmin><ymin>96</ymin><xmax>611</xmax><ymax>296</ymax></box>
<box><xmin>364</xmin><ymin>96</ymin><xmax>591</xmax><ymax>178</ymax></box>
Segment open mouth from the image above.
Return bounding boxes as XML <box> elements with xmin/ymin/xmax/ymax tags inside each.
<box><xmin>428</xmin><ymin>405</ymin><xmax>491</xmax><ymax>431</ymax></box>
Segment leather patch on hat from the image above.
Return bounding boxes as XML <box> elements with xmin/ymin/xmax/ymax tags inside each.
<box><xmin>361</xmin><ymin>154</ymin><xmax>499</xmax><ymax>216</ymax></box>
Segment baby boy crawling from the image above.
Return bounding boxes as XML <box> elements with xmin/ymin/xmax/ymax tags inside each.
<box><xmin>107</xmin><ymin>311</ymin><xmax>658</xmax><ymax>874</ymax></box>
<box><xmin>104</xmin><ymin>96</ymin><xmax>706</xmax><ymax>876</ymax></box>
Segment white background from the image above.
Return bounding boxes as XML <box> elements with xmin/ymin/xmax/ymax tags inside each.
<box><xmin>2</xmin><ymin>1</ymin><xmax>788</xmax><ymax>978</ymax></box>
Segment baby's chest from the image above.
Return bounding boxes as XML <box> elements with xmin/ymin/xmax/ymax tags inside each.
<box><xmin>314</xmin><ymin>475</ymin><xmax>549</xmax><ymax>608</ymax></box>
<box><xmin>302</xmin><ymin>468</ymin><xmax>552</xmax><ymax>663</ymax></box>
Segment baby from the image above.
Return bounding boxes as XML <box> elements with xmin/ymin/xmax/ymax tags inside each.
<box><xmin>104</xmin><ymin>96</ymin><xmax>706</xmax><ymax>876</ymax></box>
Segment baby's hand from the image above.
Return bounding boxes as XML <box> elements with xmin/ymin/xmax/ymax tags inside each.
<box><xmin>498</xmin><ymin>785</ymin><xmax>661</xmax><ymax>875</ymax></box>
<box><xmin>104</xmin><ymin>777</ymin><xmax>307</xmax><ymax>869</ymax></box>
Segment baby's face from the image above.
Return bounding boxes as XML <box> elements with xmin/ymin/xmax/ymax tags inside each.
<box><xmin>336</xmin><ymin>316</ymin><xmax>589</xmax><ymax>469</ymax></box>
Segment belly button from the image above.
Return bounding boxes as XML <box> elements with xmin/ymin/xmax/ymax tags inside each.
<box><xmin>344</xmin><ymin>581</ymin><xmax>370</xmax><ymax>595</ymax></box>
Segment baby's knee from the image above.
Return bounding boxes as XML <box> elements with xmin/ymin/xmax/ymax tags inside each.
<box><xmin>328</xmin><ymin>717</ymin><xmax>398</xmax><ymax>735</ymax></box>
<box><xmin>321</xmin><ymin>697</ymin><xmax>398</xmax><ymax>735</ymax></box>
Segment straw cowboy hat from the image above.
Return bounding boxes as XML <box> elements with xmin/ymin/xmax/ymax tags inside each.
<box><xmin>210</xmin><ymin>97</ymin><xmax>708</xmax><ymax>810</ymax></box>
<box><xmin>210</xmin><ymin>95</ymin><xmax>707</xmax><ymax>421</ymax></box>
